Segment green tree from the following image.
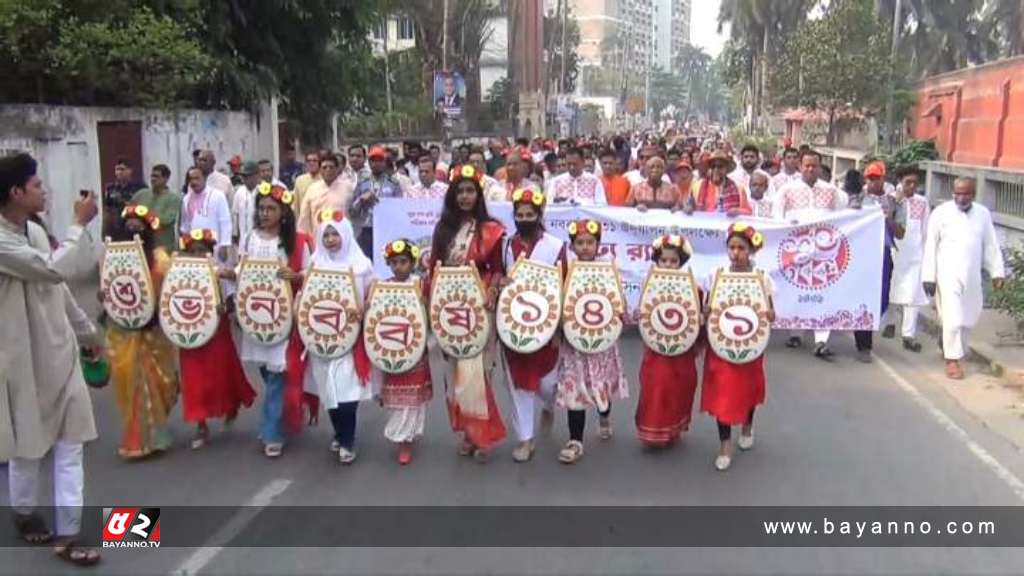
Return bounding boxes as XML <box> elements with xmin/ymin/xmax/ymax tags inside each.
<box><xmin>544</xmin><ymin>4</ymin><xmax>581</xmax><ymax>94</ymax></box>
<box><xmin>770</xmin><ymin>0</ymin><xmax>891</xmax><ymax>146</ymax></box>
<box><xmin>649</xmin><ymin>70</ymin><xmax>687</xmax><ymax>121</ymax></box>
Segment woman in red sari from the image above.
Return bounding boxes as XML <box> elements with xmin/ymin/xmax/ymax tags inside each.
<box><xmin>428</xmin><ymin>164</ymin><xmax>507</xmax><ymax>461</ymax></box>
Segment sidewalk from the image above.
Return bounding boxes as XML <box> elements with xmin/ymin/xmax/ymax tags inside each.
<box><xmin>916</xmin><ymin>306</ymin><xmax>1024</xmax><ymax>387</ymax></box>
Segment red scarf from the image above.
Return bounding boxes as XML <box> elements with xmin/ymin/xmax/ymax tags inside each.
<box><xmin>699</xmin><ymin>177</ymin><xmax>742</xmax><ymax>212</ymax></box>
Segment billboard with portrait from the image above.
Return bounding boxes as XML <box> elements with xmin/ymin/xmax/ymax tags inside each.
<box><xmin>433</xmin><ymin>71</ymin><xmax>465</xmax><ymax>121</ymax></box>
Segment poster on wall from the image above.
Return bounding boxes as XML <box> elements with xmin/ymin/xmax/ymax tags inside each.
<box><xmin>433</xmin><ymin>71</ymin><xmax>465</xmax><ymax>122</ymax></box>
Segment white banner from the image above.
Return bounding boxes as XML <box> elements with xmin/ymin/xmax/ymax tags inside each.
<box><xmin>373</xmin><ymin>199</ymin><xmax>885</xmax><ymax>331</ymax></box>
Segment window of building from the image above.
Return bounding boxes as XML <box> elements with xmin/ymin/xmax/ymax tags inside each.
<box><xmin>373</xmin><ymin>21</ymin><xmax>385</xmax><ymax>39</ymax></box>
<box><xmin>398</xmin><ymin>17</ymin><xmax>415</xmax><ymax>40</ymax></box>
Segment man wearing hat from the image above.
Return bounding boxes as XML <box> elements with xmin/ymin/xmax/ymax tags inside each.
<box><xmin>349</xmin><ymin>146</ymin><xmax>401</xmax><ymax>255</ymax></box>
<box><xmin>232</xmin><ymin>160</ymin><xmax>262</xmax><ymax>245</ymax></box>
<box><xmin>689</xmin><ymin>150</ymin><xmax>752</xmax><ymax>215</ymax></box>
<box><xmin>848</xmin><ymin>161</ymin><xmax>905</xmax><ymax>362</ymax></box>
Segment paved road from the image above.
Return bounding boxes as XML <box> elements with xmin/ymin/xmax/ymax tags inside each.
<box><xmin>3</xmin><ymin>332</ymin><xmax>1024</xmax><ymax>575</ymax></box>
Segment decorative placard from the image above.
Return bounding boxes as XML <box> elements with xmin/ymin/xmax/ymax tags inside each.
<box><xmin>363</xmin><ymin>281</ymin><xmax>428</xmax><ymax>373</ymax></box>
<box><xmin>158</xmin><ymin>255</ymin><xmax>221</xmax><ymax>348</ymax></box>
<box><xmin>707</xmin><ymin>271</ymin><xmax>772</xmax><ymax>364</ymax></box>
<box><xmin>236</xmin><ymin>257</ymin><xmax>294</xmax><ymax>345</ymax></box>
<box><xmin>561</xmin><ymin>260</ymin><xmax>625</xmax><ymax>354</ymax></box>
<box><xmin>429</xmin><ymin>265</ymin><xmax>491</xmax><ymax>359</ymax></box>
<box><xmin>100</xmin><ymin>237</ymin><xmax>156</xmax><ymax>329</ymax></box>
<box><xmin>297</xmin><ymin>268</ymin><xmax>362</xmax><ymax>359</ymax></box>
<box><xmin>497</xmin><ymin>258</ymin><xmax>562</xmax><ymax>353</ymax></box>
<box><xmin>638</xmin><ymin>267</ymin><xmax>701</xmax><ymax>356</ymax></box>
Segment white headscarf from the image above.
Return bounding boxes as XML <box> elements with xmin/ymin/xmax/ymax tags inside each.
<box><xmin>311</xmin><ymin>217</ymin><xmax>374</xmax><ymax>286</ymax></box>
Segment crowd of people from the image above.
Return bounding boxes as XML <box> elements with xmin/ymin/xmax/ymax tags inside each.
<box><xmin>0</xmin><ymin>130</ymin><xmax>1007</xmax><ymax>567</ymax></box>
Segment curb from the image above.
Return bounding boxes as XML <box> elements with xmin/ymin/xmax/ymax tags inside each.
<box><xmin>916</xmin><ymin>310</ymin><xmax>1024</xmax><ymax>387</ymax></box>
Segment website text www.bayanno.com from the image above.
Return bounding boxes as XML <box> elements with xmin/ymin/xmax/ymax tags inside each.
<box><xmin>764</xmin><ymin>517</ymin><xmax>997</xmax><ymax>539</ymax></box>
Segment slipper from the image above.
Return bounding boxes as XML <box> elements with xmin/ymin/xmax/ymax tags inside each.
<box><xmin>13</xmin><ymin>513</ymin><xmax>52</xmax><ymax>545</ymax></box>
<box><xmin>53</xmin><ymin>539</ymin><xmax>101</xmax><ymax>567</ymax></box>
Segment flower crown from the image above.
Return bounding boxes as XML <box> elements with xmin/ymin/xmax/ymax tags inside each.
<box><xmin>511</xmin><ymin>188</ymin><xmax>545</xmax><ymax>207</ymax></box>
<box><xmin>317</xmin><ymin>208</ymin><xmax>344</xmax><ymax>224</ymax></box>
<box><xmin>257</xmin><ymin>181</ymin><xmax>295</xmax><ymax>206</ymax></box>
<box><xmin>383</xmin><ymin>239</ymin><xmax>421</xmax><ymax>261</ymax></box>
<box><xmin>727</xmin><ymin>222</ymin><xmax>765</xmax><ymax>250</ymax></box>
<box><xmin>121</xmin><ymin>204</ymin><xmax>160</xmax><ymax>230</ymax></box>
<box><xmin>179</xmin><ymin>229</ymin><xmax>217</xmax><ymax>250</ymax></box>
<box><xmin>652</xmin><ymin>233</ymin><xmax>693</xmax><ymax>256</ymax></box>
<box><xmin>449</xmin><ymin>164</ymin><xmax>484</xmax><ymax>185</ymax></box>
<box><xmin>505</xmin><ymin>147</ymin><xmax>532</xmax><ymax>162</ymax></box>
<box><xmin>567</xmin><ymin>219</ymin><xmax>601</xmax><ymax>238</ymax></box>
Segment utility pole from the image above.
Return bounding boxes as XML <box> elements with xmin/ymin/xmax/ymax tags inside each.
<box><xmin>442</xmin><ymin>0</ymin><xmax>449</xmax><ymax>71</ymax></box>
<box><xmin>885</xmin><ymin>0</ymin><xmax>904</xmax><ymax>152</ymax></box>
<box><xmin>383</xmin><ymin>17</ymin><xmax>393</xmax><ymax>114</ymax></box>
<box><xmin>560</xmin><ymin>0</ymin><xmax>567</xmax><ymax>95</ymax></box>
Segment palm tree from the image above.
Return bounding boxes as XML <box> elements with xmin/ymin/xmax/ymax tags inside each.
<box><xmin>877</xmin><ymin>0</ymin><xmax>993</xmax><ymax>79</ymax></box>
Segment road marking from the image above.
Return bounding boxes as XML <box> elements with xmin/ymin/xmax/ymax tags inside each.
<box><xmin>876</xmin><ymin>356</ymin><xmax>1024</xmax><ymax>502</ymax></box>
<box><xmin>171</xmin><ymin>478</ymin><xmax>292</xmax><ymax>575</ymax></box>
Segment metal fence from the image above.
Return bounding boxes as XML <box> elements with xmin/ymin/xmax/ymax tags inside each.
<box><xmin>920</xmin><ymin>161</ymin><xmax>1024</xmax><ymax>238</ymax></box>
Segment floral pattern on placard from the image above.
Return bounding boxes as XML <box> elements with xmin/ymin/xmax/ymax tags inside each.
<box><xmin>562</xmin><ymin>261</ymin><xmax>624</xmax><ymax>354</ymax></box>
<box><xmin>364</xmin><ymin>282</ymin><xmax>427</xmax><ymax>373</ymax></box>
<box><xmin>429</xmin><ymin>266</ymin><xmax>491</xmax><ymax>359</ymax></box>
<box><xmin>158</xmin><ymin>257</ymin><xmax>219</xmax><ymax>349</ymax></box>
<box><xmin>101</xmin><ymin>240</ymin><xmax>155</xmax><ymax>329</ymax></box>
<box><xmin>638</xmin><ymin>268</ymin><xmax>700</xmax><ymax>356</ymax></box>
<box><xmin>296</xmin><ymin>269</ymin><xmax>360</xmax><ymax>359</ymax></box>
<box><xmin>707</xmin><ymin>272</ymin><xmax>771</xmax><ymax>364</ymax></box>
<box><xmin>237</xmin><ymin>259</ymin><xmax>293</xmax><ymax>345</ymax></box>
<box><xmin>497</xmin><ymin>260</ymin><xmax>561</xmax><ymax>353</ymax></box>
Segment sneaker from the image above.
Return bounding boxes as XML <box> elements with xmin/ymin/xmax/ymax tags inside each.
<box><xmin>738</xmin><ymin>432</ymin><xmax>755</xmax><ymax>451</ymax></box>
<box><xmin>786</xmin><ymin>336</ymin><xmax>803</xmax><ymax>348</ymax></box>
<box><xmin>263</xmin><ymin>442</ymin><xmax>283</xmax><ymax>458</ymax></box>
<box><xmin>329</xmin><ymin>440</ymin><xmax>341</xmax><ymax>452</ymax></box>
<box><xmin>882</xmin><ymin>325</ymin><xmax>896</xmax><ymax>339</ymax></box>
<box><xmin>338</xmin><ymin>447</ymin><xmax>356</xmax><ymax>464</ymax></box>
<box><xmin>598</xmin><ymin>416</ymin><xmax>613</xmax><ymax>441</ymax></box>
<box><xmin>856</xmin><ymin>349</ymin><xmax>873</xmax><ymax>363</ymax></box>
<box><xmin>558</xmin><ymin>440</ymin><xmax>584</xmax><ymax>464</ymax></box>
<box><xmin>512</xmin><ymin>441</ymin><xmax>534</xmax><ymax>463</ymax></box>
<box><xmin>902</xmin><ymin>338</ymin><xmax>922</xmax><ymax>353</ymax></box>
<box><xmin>714</xmin><ymin>454</ymin><xmax>732</xmax><ymax>471</ymax></box>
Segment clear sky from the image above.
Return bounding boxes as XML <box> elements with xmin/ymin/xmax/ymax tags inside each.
<box><xmin>691</xmin><ymin>0</ymin><xmax>727</xmax><ymax>57</ymax></box>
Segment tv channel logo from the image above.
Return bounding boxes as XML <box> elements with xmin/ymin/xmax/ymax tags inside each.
<box><xmin>102</xmin><ymin>507</ymin><xmax>161</xmax><ymax>548</ymax></box>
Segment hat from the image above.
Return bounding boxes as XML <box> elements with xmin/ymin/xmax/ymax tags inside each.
<box><xmin>700</xmin><ymin>150</ymin><xmax>736</xmax><ymax>173</ymax></box>
<box><xmin>228</xmin><ymin>155</ymin><xmax>242</xmax><ymax>167</ymax></box>
<box><xmin>240</xmin><ymin>160</ymin><xmax>259</xmax><ymax>175</ymax></box>
<box><xmin>368</xmin><ymin>146</ymin><xmax>388</xmax><ymax>160</ymax></box>
<box><xmin>864</xmin><ymin>161</ymin><xmax>886</xmax><ymax>178</ymax></box>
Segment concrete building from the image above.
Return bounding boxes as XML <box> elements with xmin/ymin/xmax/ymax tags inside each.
<box><xmin>369</xmin><ymin>15</ymin><xmax>417</xmax><ymax>56</ymax></box>
<box><xmin>652</xmin><ymin>0</ymin><xmax>691</xmax><ymax>72</ymax></box>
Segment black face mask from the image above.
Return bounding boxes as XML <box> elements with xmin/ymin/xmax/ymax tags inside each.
<box><xmin>515</xmin><ymin>220</ymin><xmax>540</xmax><ymax>237</ymax></box>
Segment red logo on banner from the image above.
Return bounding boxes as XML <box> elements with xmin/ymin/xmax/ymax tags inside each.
<box><xmin>102</xmin><ymin>507</ymin><xmax>161</xmax><ymax>548</ymax></box>
<box><xmin>777</xmin><ymin>224</ymin><xmax>851</xmax><ymax>290</ymax></box>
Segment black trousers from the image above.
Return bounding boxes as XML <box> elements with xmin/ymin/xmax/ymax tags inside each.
<box><xmin>567</xmin><ymin>406</ymin><xmax>611</xmax><ymax>442</ymax></box>
<box><xmin>717</xmin><ymin>408</ymin><xmax>756</xmax><ymax>441</ymax></box>
<box><xmin>328</xmin><ymin>402</ymin><xmax>359</xmax><ymax>450</ymax></box>
<box><xmin>854</xmin><ymin>247</ymin><xmax>894</xmax><ymax>351</ymax></box>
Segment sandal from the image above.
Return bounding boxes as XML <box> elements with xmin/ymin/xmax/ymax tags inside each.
<box><xmin>558</xmin><ymin>440</ymin><xmax>584</xmax><ymax>464</ymax></box>
<box><xmin>457</xmin><ymin>439</ymin><xmax>475</xmax><ymax>457</ymax></box>
<box><xmin>190</xmin><ymin>425</ymin><xmax>209</xmax><ymax>450</ymax></box>
<box><xmin>53</xmin><ymin>539</ymin><xmax>101</xmax><ymax>567</ymax></box>
<box><xmin>14</xmin><ymin>513</ymin><xmax>52</xmax><ymax>545</ymax></box>
<box><xmin>598</xmin><ymin>416</ymin><xmax>613</xmax><ymax>441</ymax></box>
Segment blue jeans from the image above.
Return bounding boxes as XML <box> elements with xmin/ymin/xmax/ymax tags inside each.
<box><xmin>328</xmin><ymin>402</ymin><xmax>359</xmax><ymax>450</ymax></box>
<box><xmin>259</xmin><ymin>367</ymin><xmax>285</xmax><ymax>444</ymax></box>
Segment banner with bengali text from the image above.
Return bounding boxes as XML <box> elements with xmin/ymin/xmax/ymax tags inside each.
<box><xmin>373</xmin><ymin>198</ymin><xmax>885</xmax><ymax>330</ymax></box>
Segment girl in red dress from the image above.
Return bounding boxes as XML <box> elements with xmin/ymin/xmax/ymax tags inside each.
<box><xmin>635</xmin><ymin>234</ymin><xmax>699</xmax><ymax>448</ymax></box>
<box><xmin>499</xmin><ymin>188</ymin><xmax>566</xmax><ymax>463</ymax></box>
<box><xmin>428</xmin><ymin>164</ymin><xmax>507</xmax><ymax>461</ymax></box>
<box><xmin>701</xmin><ymin>223</ymin><xmax>775</xmax><ymax>471</ymax></box>
<box><xmin>178</xmin><ymin>230</ymin><xmax>255</xmax><ymax>449</ymax></box>
<box><xmin>377</xmin><ymin>238</ymin><xmax>433</xmax><ymax>466</ymax></box>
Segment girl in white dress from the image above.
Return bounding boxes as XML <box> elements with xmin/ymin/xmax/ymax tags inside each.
<box><xmin>304</xmin><ymin>211</ymin><xmax>375</xmax><ymax>464</ymax></box>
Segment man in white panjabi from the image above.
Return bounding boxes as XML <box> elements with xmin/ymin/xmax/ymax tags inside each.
<box><xmin>921</xmin><ymin>177</ymin><xmax>1005</xmax><ymax>380</ymax></box>
<box><xmin>884</xmin><ymin>167</ymin><xmax>931</xmax><ymax>352</ymax></box>
<box><xmin>0</xmin><ymin>153</ymin><xmax>103</xmax><ymax>566</ymax></box>
<box><xmin>774</xmin><ymin>149</ymin><xmax>848</xmax><ymax>359</ymax></box>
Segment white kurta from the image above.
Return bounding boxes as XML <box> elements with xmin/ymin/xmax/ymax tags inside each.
<box><xmin>921</xmin><ymin>201</ymin><xmax>1005</xmax><ymax>330</ymax></box>
<box><xmin>890</xmin><ymin>194</ymin><xmax>930</xmax><ymax>306</ymax></box>
<box><xmin>0</xmin><ymin>218</ymin><xmax>99</xmax><ymax>460</ymax></box>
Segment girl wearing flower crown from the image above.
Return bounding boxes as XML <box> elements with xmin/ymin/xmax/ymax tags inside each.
<box><xmin>303</xmin><ymin>209</ymin><xmax>375</xmax><ymax>464</ymax></box>
<box><xmin>428</xmin><ymin>164</ymin><xmax>507</xmax><ymax>462</ymax></box>
<box><xmin>221</xmin><ymin>183</ymin><xmax>313</xmax><ymax>458</ymax></box>
<box><xmin>555</xmin><ymin>219</ymin><xmax>629</xmax><ymax>464</ymax></box>
<box><xmin>499</xmin><ymin>188</ymin><xmax>567</xmax><ymax>463</ymax></box>
<box><xmin>178</xmin><ymin>229</ymin><xmax>255</xmax><ymax>450</ymax></box>
<box><xmin>635</xmin><ymin>233</ymin><xmax>700</xmax><ymax>448</ymax></box>
<box><xmin>378</xmin><ymin>238</ymin><xmax>433</xmax><ymax>465</ymax></box>
<box><xmin>702</xmin><ymin>222</ymin><xmax>775</xmax><ymax>472</ymax></box>
<box><xmin>105</xmin><ymin>205</ymin><xmax>179</xmax><ymax>459</ymax></box>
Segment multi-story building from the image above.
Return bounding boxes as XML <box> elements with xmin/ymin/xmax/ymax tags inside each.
<box><xmin>653</xmin><ymin>0</ymin><xmax>690</xmax><ymax>71</ymax></box>
<box><xmin>369</xmin><ymin>15</ymin><xmax>417</xmax><ymax>55</ymax></box>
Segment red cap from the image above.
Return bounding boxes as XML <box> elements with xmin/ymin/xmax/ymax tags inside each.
<box><xmin>228</xmin><ymin>155</ymin><xmax>242</xmax><ymax>166</ymax></box>
<box><xmin>865</xmin><ymin>161</ymin><xmax>886</xmax><ymax>178</ymax></box>
<box><xmin>368</xmin><ymin>146</ymin><xmax>387</xmax><ymax>160</ymax></box>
